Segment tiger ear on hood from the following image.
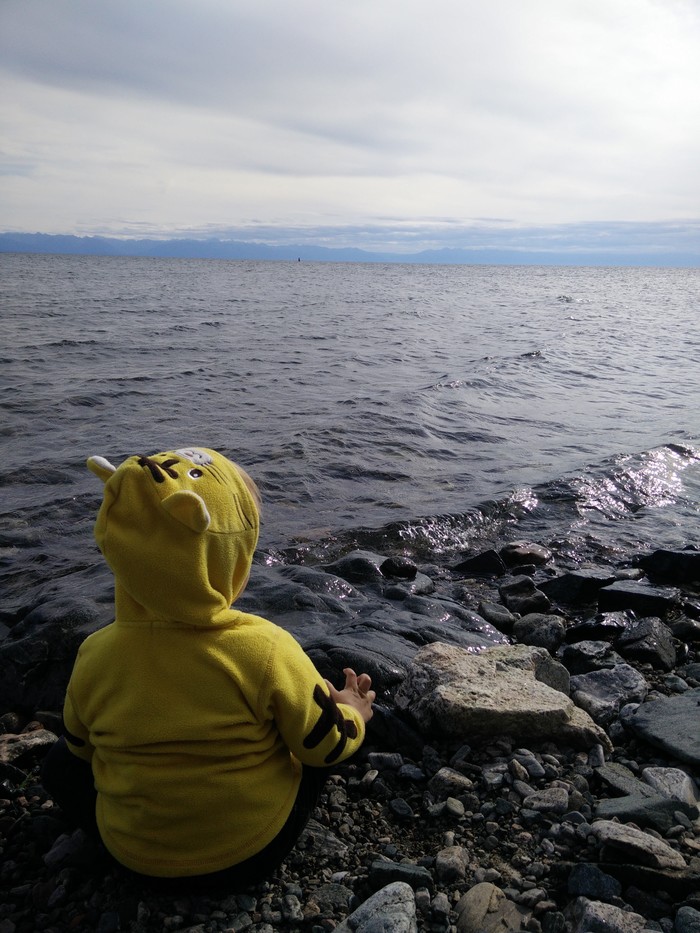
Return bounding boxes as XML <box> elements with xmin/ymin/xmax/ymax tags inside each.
<box><xmin>162</xmin><ymin>490</ymin><xmax>211</xmax><ymax>534</ymax></box>
<box><xmin>87</xmin><ymin>456</ymin><xmax>117</xmax><ymax>483</ymax></box>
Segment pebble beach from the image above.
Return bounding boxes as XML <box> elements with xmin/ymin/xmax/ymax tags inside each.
<box><xmin>1</xmin><ymin>538</ymin><xmax>699</xmax><ymax>933</ymax></box>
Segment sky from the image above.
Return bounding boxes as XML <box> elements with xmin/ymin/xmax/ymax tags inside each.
<box><xmin>1</xmin><ymin>0</ymin><xmax>699</xmax><ymax>260</ymax></box>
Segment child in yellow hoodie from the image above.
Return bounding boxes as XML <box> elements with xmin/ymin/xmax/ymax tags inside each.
<box><xmin>42</xmin><ymin>446</ymin><xmax>374</xmax><ymax>889</ymax></box>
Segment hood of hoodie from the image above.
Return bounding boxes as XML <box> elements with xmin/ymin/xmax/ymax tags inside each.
<box><xmin>88</xmin><ymin>447</ymin><xmax>259</xmax><ymax>627</ymax></box>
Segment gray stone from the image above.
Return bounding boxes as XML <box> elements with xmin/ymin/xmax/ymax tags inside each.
<box><xmin>334</xmin><ymin>882</ymin><xmax>417</xmax><ymax>933</ymax></box>
<box><xmin>596</xmin><ymin>762</ymin><xmax>657</xmax><ymax>798</ymax></box>
<box><xmin>298</xmin><ymin>819</ymin><xmax>349</xmax><ymax>858</ymax></box>
<box><xmin>615</xmin><ymin>617</ymin><xmax>677</xmax><ymax>671</ymax></box>
<box><xmin>522</xmin><ymin>787</ymin><xmax>570</xmax><ymax>814</ymax></box>
<box><xmin>512</xmin><ymin>613</ymin><xmax>566</xmax><ymax>653</ymax></box>
<box><xmin>570</xmin><ymin>664</ymin><xmax>649</xmax><ymax>726</ymax></box>
<box><xmin>567</xmin><ymin>863</ymin><xmax>622</xmax><ymax>900</ymax></box>
<box><xmin>435</xmin><ymin>846</ymin><xmax>469</xmax><ymax>882</ymax></box>
<box><xmin>0</xmin><ymin>728</ymin><xmax>57</xmax><ymax>764</ymax></box>
<box><xmin>455</xmin><ymin>882</ymin><xmax>530</xmax><ymax>933</ymax></box>
<box><xmin>594</xmin><ymin>794</ymin><xmax>697</xmax><ymax>834</ymax></box>
<box><xmin>568</xmin><ymin>896</ymin><xmax>646</xmax><ymax>933</ymax></box>
<box><xmin>428</xmin><ymin>767</ymin><xmax>474</xmax><ymax>799</ymax></box>
<box><xmin>499</xmin><ymin>575</ymin><xmax>551</xmax><ymax>615</ymax></box>
<box><xmin>590</xmin><ymin>819</ymin><xmax>687</xmax><ymax>870</ymax></box>
<box><xmin>626</xmin><ymin>688</ymin><xmax>700</xmax><ymax>766</ymax></box>
<box><xmin>477</xmin><ymin>600</ymin><xmax>517</xmax><ymax>633</ymax></box>
<box><xmin>368</xmin><ymin>861</ymin><xmax>434</xmax><ymax>893</ymax></box>
<box><xmin>675</xmin><ymin>906</ymin><xmax>700</xmax><ymax>933</ymax></box>
<box><xmin>395</xmin><ymin>643</ymin><xmax>609</xmax><ymax>750</ymax></box>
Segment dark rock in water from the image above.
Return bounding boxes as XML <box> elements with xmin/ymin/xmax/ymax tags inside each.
<box><xmin>0</xmin><ymin>596</ymin><xmax>110</xmax><ymax>715</ymax></box>
<box><xmin>565</xmin><ymin>612</ymin><xmax>630</xmax><ymax>643</ymax></box>
<box><xmin>540</xmin><ymin>569</ymin><xmax>617</xmax><ymax>606</ymax></box>
<box><xmin>383</xmin><ymin>572</ymin><xmax>435</xmax><ymax>598</ymax></box>
<box><xmin>569</xmin><ymin>664</ymin><xmax>649</xmax><ymax>726</ymax></box>
<box><xmin>625</xmin><ymin>688</ymin><xmax>700</xmax><ymax>766</ymax></box>
<box><xmin>512</xmin><ymin>613</ymin><xmax>566</xmax><ymax>653</ymax></box>
<box><xmin>638</xmin><ymin>547</ymin><xmax>700</xmax><ymax>585</ymax></box>
<box><xmin>380</xmin><ymin>556</ymin><xmax>418</xmax><ymax>580</ymax></box>
<box><xmin>500</xmin><ymin>541</ymin><xmax>552</xmax><ymax>567</ymax></box>
<box><xmin>453</xmin><ymin>549</ymin><xmax>506</xmax><ymax>576</ymax></box>
<box><xmin>598</xmin><ymin>579</ymin><xmax>681</xmax><ymax>617</ymax></box>
<box><xmin>499</xmin><ymin>575</ymin><xmax>551</xmax><ymax>615</ymax></box>
<box><xmin>323</xmin><ymin>551</ymin><xmax>385</xmax><ymax>586</ymax></box>
<box><xmin>670</xmin><ymin>615</ymin><xmax>700</xmax><ymax>642</ymax></box>
<box><xmin>614</xmin><ymin>617</ymin><xmax>677</xmax><ymax>671</ymax></box>
<box><xmin>559</xmin><ymin>640</ymin><xmax>623</xmax><ymax>674</ymax></box>
<box><xmin>477</xmin><ymin>600</ymin><xmax>517</xmax><ymax>634</ymax></box>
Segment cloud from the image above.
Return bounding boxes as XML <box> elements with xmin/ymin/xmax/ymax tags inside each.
<box><xmin>1</xmin><ymin>0</ymin><xmax>699</xmax><ymax>248</ymax></box>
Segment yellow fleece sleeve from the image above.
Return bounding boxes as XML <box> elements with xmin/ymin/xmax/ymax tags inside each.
<box><xmin>266</xmin><ymin>629</ymin><xmax>365</xmax><ymax>768</ymax></box>
<box><xmin>62</xmin><ymin>686</ymin><xmax>95</xmax><ymax>763</ymax></box>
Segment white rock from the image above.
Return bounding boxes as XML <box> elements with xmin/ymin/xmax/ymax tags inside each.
<box><xmin>334</xmin><ymin>882</ymin><xmax>417</xmax><ymax>933</ymax></box>
<box><xmin>641</xmin><ymin>766</ymin><xmax>699</xmax><ymax>807</ymax></box>
<box><xmin>569</xmin><ymin>896</ymin><xmax>647</xmax><ymax>933</ymax></box>
<box><xmin>394</xmin><ymin>642</ymin><xmax>611</xmax><ymax>750</ymax></box>
<box><xmin>455</xmin><ymin>882</ymin><xmax>530</xmax><ymax>933</ymax></box>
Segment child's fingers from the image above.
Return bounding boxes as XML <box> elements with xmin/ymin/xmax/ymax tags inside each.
<box><xmin>357</xmin><ymin>673</ymin><xmax>372</xmax><ymax>694</ymax></box>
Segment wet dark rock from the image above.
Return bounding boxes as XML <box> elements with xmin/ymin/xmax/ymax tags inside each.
<box><xmin>477</xmin><ymin>600</ymin><xmax>517</xmax><ymax>634</ymax></box>
<box><xmin>453</xmin><ymin>549</ymin><xmax>506</xmax><ymax>577</ymax></box>
<box><xmin>624</xmin><ymin>688</ymin><xmax>700</xmax><ymax>765</ymax></box>
<box><xmin>512</xmin><ymin>613</ymin><xmax>566</xmax><ymax>653</ymax></box>
<box><xmin>559</xmin><ymin>641</ymin><xmax>624</xmax><ymax>674</ymax></box>
<box><xmin>570</xmin><ymin>664</ymin><xmax>649</xmax><ymax>726</ymax></box>
<box><xmin>614</xmin><ymin>617</ymin><xmax>677</xmax><ymax>671</ymax></box>
<box><xmin>540</xmin><ymin>570</ymin><xmax>617</xmax><ymax>606</ymax></box>
<box><xmin>500</xmin><ymin>542</ymin><xmax>553</xmax><ymax>568</ymax></box>
<box><xmin>499</xmin><ymin>576</ymin><xmax>552</xmax><ymax>615</ymax></box>
<box><xmin>670</xmin><ymin>616</ymin><xmax>700</xmax><ymax>642</ymax></box>
<box><xmin>566</xmin><ymin>863</ymin><xmax>622</xmax><ymax>901</ymax></box>
<box><xmin>0</xmin><ymin>596</ymin><xmax>110</xmax><ymax>715</ymax></box>
<box><xmin>380</xmin><ymin>557</ymin><xmax>418</xmax><ymax>581</ymax></box>
<box><xmin>324</xmin><ymin>551</ymin><xmax>386</xmax><ymax>586</ymax></box>
<box><xmin>565</xmin><ymin>612</ymin><xmax>631</xmax><ymax>644</ymax></box>
<box><xmin>598</xmin><ymin>579</ymin><xmax>681</xmax><ymax>617</ymax></box>
<box><xmin>638</xmin><ymin>548</ymin><xmax>700</xmax><ymax>586</ymax></box>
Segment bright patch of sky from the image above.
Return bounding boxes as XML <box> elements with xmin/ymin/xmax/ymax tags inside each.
<box><xmin>1</xmin><ymin>0</ymin><xmax>699</xmax><ymax>257</ymax></box>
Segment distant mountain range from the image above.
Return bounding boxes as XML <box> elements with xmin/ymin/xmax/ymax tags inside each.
<box><xmin>1</xmin><ymin>231</ymin><xmax>697</xmax><ymax>266</ymax></box>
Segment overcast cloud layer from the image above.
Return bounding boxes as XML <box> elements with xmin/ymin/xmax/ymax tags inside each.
<box><xmin>1</xmin><ymin>0</ymin><xmax>699</xmax><ymax>257</ymax></box>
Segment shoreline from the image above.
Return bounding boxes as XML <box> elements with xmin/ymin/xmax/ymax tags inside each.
<box><xmin>1</xmin><ymin>539</ymin><xmax>699</xmax><ymax>932</ymax></box>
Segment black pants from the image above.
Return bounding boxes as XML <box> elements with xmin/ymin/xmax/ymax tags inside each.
<box><xmin>41</xmin><ymin>737</ymin><xmax>325</xmax><ymax>892</ymax></box>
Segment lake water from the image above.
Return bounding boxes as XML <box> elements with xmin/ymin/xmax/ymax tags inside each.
<box><xmin>2</xmin><ymin>253</ymin><xmax>699</xmax><ymax>618</ymax></box>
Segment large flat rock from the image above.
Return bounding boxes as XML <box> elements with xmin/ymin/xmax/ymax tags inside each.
<box><xmin>394</xmin><ymin>643</ymin><xmax>611</xmax><ymax>750</ymax></box>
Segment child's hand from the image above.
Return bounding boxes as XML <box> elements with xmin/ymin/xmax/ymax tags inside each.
<box><xmin>325</xmin><ymin>668</ymin><xmax>376</xmax><ymax>723</ymax></box>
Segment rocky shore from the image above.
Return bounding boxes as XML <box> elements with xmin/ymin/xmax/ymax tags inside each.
<box><xmin>1</xmin><ymin>541</ymin><xmax>699</xmax><ymax>933</ymax></box>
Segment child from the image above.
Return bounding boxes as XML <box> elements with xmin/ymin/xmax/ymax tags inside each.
<box><xmin>42</xmin><ymin>446</ymin><xmax>375</xmax><ymax>890</ymax></box>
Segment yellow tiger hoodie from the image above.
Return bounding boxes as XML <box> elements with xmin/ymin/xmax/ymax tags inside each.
<box><xmin>63</xmin><ymin>447</ymin><xmax>365</xmax><ymax>878</ymax></box>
